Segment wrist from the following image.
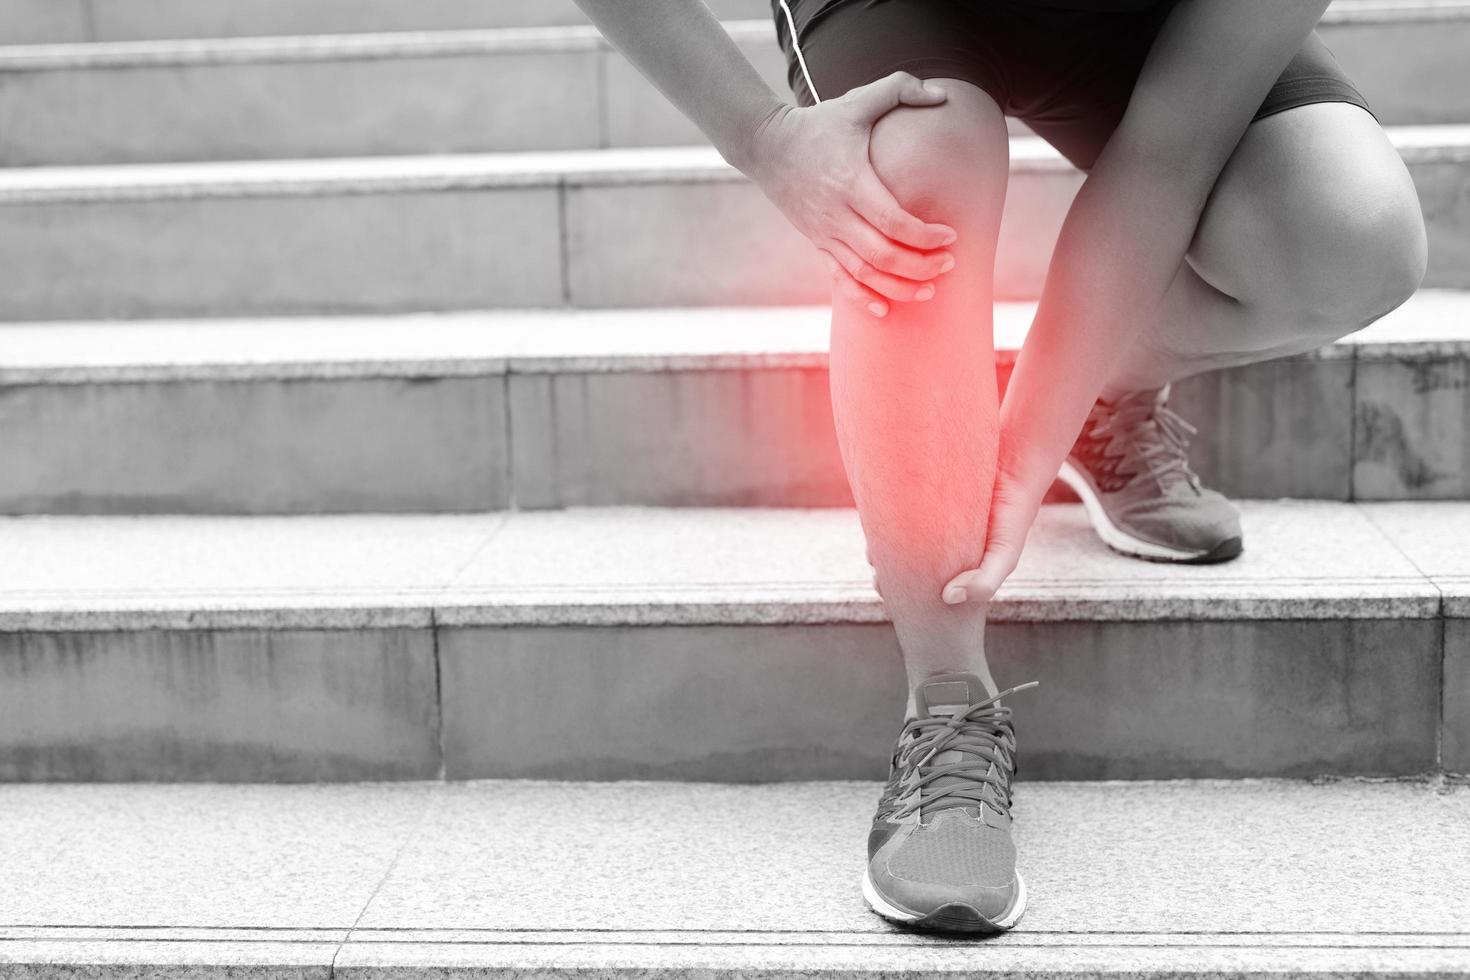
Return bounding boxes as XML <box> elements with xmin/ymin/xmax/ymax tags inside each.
<box><xmin>996</xmin><ymin>425</ymin><xmax>1059</xmax><ymax>499</ymax></box>
<box><xmin>720</xmin><ymin>96</ymin><xmax>790</xmax><ymax>179</ymax></box>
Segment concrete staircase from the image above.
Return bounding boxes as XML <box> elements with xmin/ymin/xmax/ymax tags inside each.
<box><xmin>3</xmin><ymin>779</ymin><xmax>1468</xmax><ymax>977</ymax></box>
<box><xmin>2</xmin><ymin>0</ymin><xmax>1469</xmax><ymax>974</ymax></box>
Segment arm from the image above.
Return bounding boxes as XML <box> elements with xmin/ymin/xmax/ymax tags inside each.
<box><xmin>943</xmin><ymin>0</ymin><xmax>1331</xmax><ymax>604</ymax></box>
<box><xmin>570</xmin><ymin>0</ymin><xmax>785</xmax><ymax>174</ymax></box>
<box><xmin>572</xmin><ymin>0</ymin><xmax>961</xmax><ymax>313</ymax></box>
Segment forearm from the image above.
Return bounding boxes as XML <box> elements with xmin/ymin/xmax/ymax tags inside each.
<box><xmin>998</xmin><ymin>147</ymin><xmax>1208</xmax><ymax>493</ymax></box>
<box><xmin>572</xmin><ymin>0</ymin><xmax>786</xmax><ymax>173</ymax></box>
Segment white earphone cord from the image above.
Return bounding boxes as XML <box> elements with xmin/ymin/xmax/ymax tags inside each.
<box><xmin>778</xmin><ymin>0</ymin><xmax>822</xmax><ymax>104</ymax></box>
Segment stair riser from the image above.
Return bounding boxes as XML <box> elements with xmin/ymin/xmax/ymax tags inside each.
<box><xmin>0</xmin><ymin>376</ymin><xmax>509</xmax><ymax>513</ymax></box>
<box><xmin>0</xmin><ymin>188</ymin><xmax>566</xmax><ymax>320</ymax></box>
<box><xmin>4</xmin><ymin>17</ymin><xmax>1461</xmax><ymax>164</ymax></box>
<box><xmin>0</xmin><ymin>627</ymin><xmax>441</xmax><ymax>781</ymax></box>
<box><xmin>8</xmin><ymin>347</ymin><xmax>1468</xmax><ymax>514</ymax></box>
<box><xmin>2</xmin><ymin>151</ymin><xmax>1465</xmax><ymax>320</ymax></box>
<box><xmin>0</xmin><ymin>0</ymin><xmax>768</xmax><ymax>42</ymax></box>
<box><xmin>0</xmin><ymin>616</ymin><xmax>1451</xmax><ymax>780</ymax></box>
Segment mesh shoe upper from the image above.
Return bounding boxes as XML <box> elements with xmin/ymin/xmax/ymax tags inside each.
<box><xmin>866</xmin><ymin>674</ymin><xmax>1036</xmax><ymax>928</ymax></box>
<box><xmin>1067</xmin><ymin>385</ymin><xmax>1242</xmax><ymax>555</ymax></box>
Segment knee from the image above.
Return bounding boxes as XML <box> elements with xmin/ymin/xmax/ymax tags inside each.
<box><xmin>1291</xmin><ymin>186</ymin><xmax>1426</xmax><ymax>328</ymax></box>
<box><xmin>866</xmin><ymin>80</ymin><xmax>1007</xmax><ymax>224</ymax></box>
<box><xmin>1230</xmin><ymin>174</ymin><xmax>1427</xmax><ymax>337</ymax></box>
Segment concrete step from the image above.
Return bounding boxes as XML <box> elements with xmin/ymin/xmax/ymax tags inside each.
<box><xmin>3</xmin><ymin>290</ymin><xmax>1466</xmax><ymax>514</ymax></box>
<box><xmin>0</xmin><ymin>0</ymin><xmax>770</xmax><ymax>43</ymax></box>
<box><xmin>1</xmin><ymin>4</ymin><xmax>1464</xmax><ymax>164</ymax></box>
<box><xmin>0</xmin><ymin>500</ymin><xmax>1465</xmax><ymax>781</ymax></box>
<box><xmin>0</xmin><ymin>127</ymin><xmax>1465</xmax><ymax>320</ymax></box>
<box><xmin>2</xmin><ymin>779</ymin><xmax>1467</xmax><ymax>977</ymax></box>
<box><xmin>0</xmin><ymin>0</ymin><xmax>1439</xmax><ymax>40</ymax></box>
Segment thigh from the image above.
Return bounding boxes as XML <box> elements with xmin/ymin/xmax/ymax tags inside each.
<box><xmin>1025</xmin><ymin>20</ymin><xmax>1374</xmax><ymax>173</ymax></box>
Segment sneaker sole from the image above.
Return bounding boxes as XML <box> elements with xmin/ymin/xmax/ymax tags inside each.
<box><xmin>1057</xmin><ymin>460</ymin><xmax>1243</xmax><ymax>565</ymax></box>
<box><xmin>861</xmin><ymin>866</ymin><xmax>1027</xmax><ymax>934</ymax></box>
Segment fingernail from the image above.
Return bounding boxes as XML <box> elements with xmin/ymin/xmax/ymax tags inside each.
<box><xmin>941</xmin><ymin>229</ymin><xmax>958</xmax><ymax>245</ymax></box>
<box><xmin>943</xmin><ymin>586</ymin><xmax>966</xmax><ymax>604</ymax></box>
<box><xmin>938</xmin><ymin>254</ymin><xmax>955</xmax><ymax>274</ymax></box>
<box><xmin>922</xmin><ymin>81</ymin><xmax>946</xmax><ymax>97</ymax></box>
<box><xmin>915</xmin><ymin>285</ymin><xmax>935</xmax><ymax>301</ymax></box>
<box><xmin>868</xmin><ymin>302</ymin><xmax>886</xmax><ymax>317</ymax></box>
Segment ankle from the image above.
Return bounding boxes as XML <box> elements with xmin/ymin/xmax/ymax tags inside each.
<box><xmin>903</xmin><ymin>665</ymin><xmax>999</xmax><ymax>716</ymax></box>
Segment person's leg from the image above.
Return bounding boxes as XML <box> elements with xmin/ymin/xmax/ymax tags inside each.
<box><xmin>1018</xmin><ymin>21</ymin><xmax>1420</xmax><ymax>564</ymax></box>
<box><xmin>1103</xmin><ymin>101</ymin><xmax>1427</xmax><ymax>394</ymax></box>
<box><xmin>834</xmin><ymin>79</ymin><xmax>1033</xmax><ymax>933</ymax></box>
<box><xmin>825</xmin><ymin>79</ymin><xmax>1010</xmax><ymax>707</ymax></box>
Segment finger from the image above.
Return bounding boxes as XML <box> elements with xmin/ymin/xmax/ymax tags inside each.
<box><xmin>851</xmin><ymin>170</ymin><xmax>958</xmax><ymax>251</ymax></box>
<box><xmin>826</xmin><ymin>238</ymin><xmax>937</xmax><ymax>306</ymax></box>
<box><xmin>843</xmin><ymin>71</ymin><xmax>948</xmax><ymax>124</ymax></box>
<box><xmin>817</xmin><ymin>248</ymin><xmax>889</xmax><ymax>317</ymax></box>
<box><xmin>843</xmin><ymin>208</ymin><xmax>955</xmax><ymax>281</ymax></box>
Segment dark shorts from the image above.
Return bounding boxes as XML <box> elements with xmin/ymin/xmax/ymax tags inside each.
<box><xmin>772</xmin><ymin>0</ymin><xmax>1375</xmax><ymax>171</ymax></box>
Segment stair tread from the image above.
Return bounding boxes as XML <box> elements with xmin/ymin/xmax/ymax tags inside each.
<box><xmin>1</xmin><ymin>1</ymin><xmax>1466</xmax><ymax>69</ymax></box>
<box><xmin>1</xmin><ymin>289</ymin><xmax>1465</xmax><ymax>384</ymax></box>
<box><xmin>1</xmin><ymin>778</ymin><xmax>1467</xmax><ymax>976</ymax></box>
<box><xmin>0</xmin><ymin>125</ymin><xmax>1464</xmax><ymax>201</ymax></box>
<box><xmin>0</xmin><ymin>501</ymin><xmax>1463</xmax><ymax>631</ymax></box>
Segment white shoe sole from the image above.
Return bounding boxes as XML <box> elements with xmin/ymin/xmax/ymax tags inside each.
<box><xmin>1057</xmin><ymin>459</ymin><xmax>1214</xmax><ymax>562</ymax></box>
<box><xmin>862</xmin><ymin>865</ymin><xmax>1027</xmax><ymax>932</ymax></box>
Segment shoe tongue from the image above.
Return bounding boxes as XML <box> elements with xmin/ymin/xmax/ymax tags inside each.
<box><xmin>919</xmin><ymin>672</ymin><xmax>987</xmax><ymax>719</ymax></box>
<box><xmin>914</xmin><ymin>673</ymin><xmax>995</xmax><ymax>818</ymax></box>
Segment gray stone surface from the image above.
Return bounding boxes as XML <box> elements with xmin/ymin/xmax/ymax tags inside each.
<box><xmin>0</xmin><ymin>0</ymin><xmax>86</xmax><ymax>43</ymax></box>
<box><xmin>0</xmin><ymin>941</ymin><xmax>335</xmax><ymax>980</ymax></box>
<box><xmin>2</xmin><ymin>779</ymin><xmax>1466</xmax><ymax>975</ymax></box>
<box><xmin>602</xmin><ymin>28</ymin><xmax>789</xmax><ymax>149</ymax></box>
<box><xmin>0</xmin><ymin>130</ymin><xmax>1456</xmax><ymax>317</ymax></box>
<box><xmin>0</xmin><ymin>186</ymin><xmax>561</xmax><ymax>320</ymax></box>
<box><xmin>0</xmin><ymin>627</ymin><xmax>440</xmax><ymax>780</ymax></box>
<box><xmin>2</xmin><ymin>292</ymin><xmax>1464</xmax><ymax>513</ymax></box>
<box><xmin>509</xmin><ymin>368</ymin><xmax>852</xmax><ymax>507</ymax></box>
<box><xmin>987</xmin><ymin>618</ymin><xmax>1439</xmax><ymax>778</ymax></box>
<box><xmin>1319</xmin><ymin>9</ymin><xmax>1470</xmax><ymax>126</ymax></box>
<box><xmin>437</xmin><ymin>502</ymin><xmax>1438</xmax><ymax>626</ymax></box>
<box><xmin>1168</xmin><ymin>355</ymin><xmax>1354</xmax><ymax>500</ymax></box>
<box><xmin>0</xmin><ymin>782</ymin><xmax>431</xmax><ymax>925</ymax></box>
<box><xmin>1449</xmin><ymin>620</ymin><xmax>1470</xmax><ymax>774</ymax></box>
<box><xmin>351</xmin><ymin>780</ymin><xmax>1470</xmax><ymax>938</ymax></box>
<box><xmin>437</xmin><ymin>616</ymin><xmax>1438</xmax><ymax>780</ymax></box>
<box><xmin>438</xmin><ymin>623</ymin><xmax>904</xmax><ymax>780</ymax></box>
<box><xmin>0</xmin><ymin>513</ymin><xmax>504</xmax><ymax>631</ymax></box>
<box><xmin>0</xmin><ymin>503</ymin><xmax>1449</xmax><ymax>780</ymax></box>
<box><xmin>0</xmin><ymin>376</ymin><xmax>508</xmax><ymax>514</ymax></box>
<box><xmin>1413</xmin><ymin>155</ymin><xmax>1470</xmax><ymax>292</ymax></box>
<box><xmin>1355</xmin><ymin>348</ymin><xmax>1470</xmax><ymax>499</ymax></box>
<box><xmin>0</xmin><ymin>8</ymin><xmax>1459</xmax><ymax>165</ymax></box>
<box><xmin>565</xmin><ymin>179</ymin><xmax>829</xmax><ymax>309</ymax></box>
<box><xmin>1359</xmin><ymin>502</ymin><xmax>1470</xmax><ymax>774</ymax></box>
<box><xmin>82</xmin><ymin>0</ymin><xmax>769</xmax><ymax>39</ymax></box>
<box><xmin>0</xmin><ymin>47</ymin><xmax>602</xmax><ymax>165</ymax></box>
<box><xmin>1360</xmin><ymin>501</ymin><xmax>1470</xmax><ymax>611</ymax></box>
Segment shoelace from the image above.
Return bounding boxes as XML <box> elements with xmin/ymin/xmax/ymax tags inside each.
<box><xmin>1090</xmin><ymin>389</ymin><xmax>1202</xmax><ymax>493</ymax></box>
<box><xmin>889</xmin><ymin>681</ymin><xmax>1039</xmax><ymax>823</ymax></box>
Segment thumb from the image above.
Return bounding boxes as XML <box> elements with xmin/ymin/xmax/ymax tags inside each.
<box><xmin>845</xmin><ymin>71</ymin><xmax>947</xmax><ymax>124</ymax></box>
<box><xmin>940</xmin><ymin>515</ymin><xmax>1029</xmax><ymax>605</ymax></box>
<box><xmin>940</xmin><ymin>550</ymin><xmax>1016</xmax><ymax>606</ymax></box>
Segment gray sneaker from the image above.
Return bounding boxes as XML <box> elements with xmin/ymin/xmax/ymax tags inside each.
<box><xmin>1057</xmin><ymin>385</ymin><xmax>1243</xmax><ymax>564</ymax></box>
<box><xmin>864</xmin><ymin>673</ymin><xmax>1037</xmax><ymax>933</ymax></box>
